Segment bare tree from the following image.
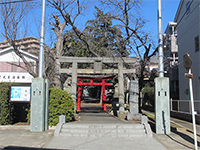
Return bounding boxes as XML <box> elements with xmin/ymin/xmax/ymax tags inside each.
<box><xmin>47</xmin><ymin>0</ymin><xmax>100</xmax><ymax>57</ymax></box>
<box><xmin>47</xmin><ymin>0</ymin><xmax>100</xmax><ymax>88</ymax></box>
<box><xmin>0</xmin><ymin>0</ymin><xmax>38</xmax><ymax>77</ymax></box>
<box><xmin>100</xmin><ymin>0</ymin><xmax>158</xmax><ymax>112</ymax></box>
<box><xmin>49</xmin><ymin>15</ymin><xmax>67</xmax><ymax>88</ymax></box>
<box><xmin>100</xmin><ymin>0</ymin><xmax>157</xmax><ymax>88</ymax></box>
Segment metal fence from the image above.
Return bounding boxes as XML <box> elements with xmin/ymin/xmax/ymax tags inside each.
<box><xmin>170</xmin><ymin>99</ymin><xmax>200</xmax><ymax>114</ymax></box>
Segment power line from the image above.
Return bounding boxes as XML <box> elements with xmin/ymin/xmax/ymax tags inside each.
<box><xmin>0</xmin><ymin>0</ymin><xmax>35</xmax><ymax>5</ymax></box>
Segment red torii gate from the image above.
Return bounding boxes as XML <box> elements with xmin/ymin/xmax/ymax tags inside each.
<box><xmin>77</xmin><ymin>76</ymin><xmax>115</xmax><ymax>111</ymax></box>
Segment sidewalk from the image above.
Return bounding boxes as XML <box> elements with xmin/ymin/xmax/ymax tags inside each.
<box><xmin>0</xmin><ymin>125</ymin><xmax>55</xmax><ymax>150</ymax></box>
<box><xmin>143</xmin><ymin>110</ymin><xmax>200</xmax><ymax>150</ymax></box>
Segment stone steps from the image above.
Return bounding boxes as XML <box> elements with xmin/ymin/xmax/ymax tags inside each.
<box><xmin>58</xmin><ymin>123</ymin><xmax>147</xmax><ymax>138</ymax></box>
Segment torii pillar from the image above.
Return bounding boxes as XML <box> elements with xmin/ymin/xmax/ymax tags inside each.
<box><xmin>118</xmin><ymin>62</ymin><xmax>125</xmax><ymax>119</ymax></box>
<box><xmin>71</xmin><ymin>62</ymin><xmax>77</xmax><ymax>111</ymax></box>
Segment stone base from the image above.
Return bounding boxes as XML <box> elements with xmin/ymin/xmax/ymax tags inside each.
<box><xmin>117</xmin><ymin>112</ymin><xmax>126</xmax><ymax>120</ymax></box>
<box><xmin>126</xmin><ymin>113</ymin><xmax>142</xmax><ymax>121</ymax></box>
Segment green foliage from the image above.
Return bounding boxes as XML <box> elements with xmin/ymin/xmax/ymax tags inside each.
<box><xmin>49</xmin><ymin>88</ymin><xmax>74</xmax><ymax>126</ymax></box>
<box><xmin>84</xmin><ymin>6</ymin><xmax>126</xmax><ymax>57</ymax></box>
<box><xmin>0</xmin><ymin>82</ymin><xmax>12</xmax><ymax>125</ymax></box>
<box><xmin>142</xmin><ymin>83</ymin><xmax>155</xmax><ymax>107</ymax></box>
<box><xmin>62</xmin><ymin>7</ymin><xmax>127</xmax><ymax>58</ymax></box>
<box><xmin>26</xmin><ymin>107</ymin><xmax>30</xmax><ymax>123</ymax></box>
<box><xmin>26</xmin><ymin>88</ymin><xmax>75</xmax><ymax>126</ymax></box>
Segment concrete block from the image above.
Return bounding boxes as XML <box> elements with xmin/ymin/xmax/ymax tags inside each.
<box><xmin>126</xmin><ymin>113</ymin><xmax>142</xmax><ymax>121</ymax></box>
<box><xmin>59</xmin><ymin>115</ymin><xmax>66</xmax><ymax>124</ymax></box>
<box><xmin>30</xmin><ymin>78</ymin><xmax>45</xmax><ymax>132</ymax></box>
<box><xmin>54</xmin><ymin>123</ymin><xmax>64</xmax><ymax>137</ymax></box>
<box><xmin>143</xmin><ymin>123</ymin><xmax>153</xmax><ymax>137</ymax></box>
<box><xmin>155</xmin><ymin>77</ymin><xmax>170</xmax><ymax>134</ymax></box>
<box><xmin>141</xmin><ymin>115</ymin><xmax>148</xmax><ymax>124</ymax></box>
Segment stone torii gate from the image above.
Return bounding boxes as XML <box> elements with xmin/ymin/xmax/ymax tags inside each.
<box><xmin>58</xmin><ymin>56</ymin><xmax>138</xmax><ymax>117</ymax></box>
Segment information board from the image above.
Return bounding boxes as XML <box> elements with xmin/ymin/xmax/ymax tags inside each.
<box><xmin>10</xmin><ymin>86</ymin><xmax>31</xmax><ymax>102</ymax></box>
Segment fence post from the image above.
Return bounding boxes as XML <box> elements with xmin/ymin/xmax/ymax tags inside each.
<box><xmin>178</xmin><ymin>100</ymin><xmax>179</xmax><ymax>112</ymax></box>
<box><xmin>170</xmin><ymin>98</ymin><xmax>172</xmax><ymax>111</ymax></box>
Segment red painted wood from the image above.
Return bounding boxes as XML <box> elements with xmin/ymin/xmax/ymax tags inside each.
<box><xmin>76</xmin><ymin>77</ymin><xmax>114</xmax><ymax>111</ymax></box>
<box><xmin>77</xmin><ymin>86</ymin><xmax>81</xmax><ymax>111</ymax></box>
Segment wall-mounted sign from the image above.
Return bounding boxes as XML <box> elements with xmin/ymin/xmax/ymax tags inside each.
<box><xmin>10</xmin><ymin>85</ymin><xmax>31</xmax><ymax>102</ymax></box>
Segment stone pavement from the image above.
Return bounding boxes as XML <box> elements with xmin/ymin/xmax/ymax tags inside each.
<box><xmin>46</xmin><ymin>103</ymin><xmax>166</xmax><ymax>150</ymax></box>
<box><xmin>0</xmin><ymin>103</ymin><xmax>200</xmax><ymax>149</ymax></box>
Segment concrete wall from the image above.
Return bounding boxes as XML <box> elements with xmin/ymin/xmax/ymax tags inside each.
<box><xmin>171</xmin><ymin>110</ymin><xmax>200</xmax><ymax>125</ymax></box>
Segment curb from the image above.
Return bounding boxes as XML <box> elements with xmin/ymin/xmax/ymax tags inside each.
<box><xmin>54</xmin><ymin>123</ymin><xmax>64</xmax><ymax>137</ymax></box>
<box><xmin>142</xmin><ymin>110</ymin><xmax>199</xmax><ymax>135</ymax></box>
<box><xmin>0</xmin><ymin>125</ymin><xmax>30</xmax><ymax>130</ymax></box>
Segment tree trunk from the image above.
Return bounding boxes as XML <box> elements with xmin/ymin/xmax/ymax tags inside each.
<box><xmin>53</xmin><ymin>36</ymin><xmax>63</xmax><ymax>89</ymax></box>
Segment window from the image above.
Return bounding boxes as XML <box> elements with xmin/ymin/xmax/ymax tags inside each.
<box><xmin>186</xmin><ymin>1</ymin><xmax>190</xmax><ymax>14</ymax></box>
<box><xmin>195</xmin><ymin>36</ymin><xmax>199</xmax><ymax>52</ymax></box>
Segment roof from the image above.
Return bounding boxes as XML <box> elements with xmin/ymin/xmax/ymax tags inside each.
<box><xmin>174</xmin><ymin>0</ymin><xmax>184</xmax><ymax>22</ymax></box>
<box><xmin>0</xmin><ymin>46</ymin><xmax>38</xmax><ymax>61</ymax></box>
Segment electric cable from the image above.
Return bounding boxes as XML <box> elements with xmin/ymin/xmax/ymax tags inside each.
<box><xmin>0</xmin><ymin>0</ymin><xmax>35</xmax><ymax>5</ymax></box>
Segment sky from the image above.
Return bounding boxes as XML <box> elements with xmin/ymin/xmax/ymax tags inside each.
<box><xmin>142</xmin><ymin>0</ymin><xmax>180</xmax><ymax>40</ymax></box>
<box><xmin>0</xmin><ymin>0</ymin><xmax>181</xmax><ymax>49</ymax></box>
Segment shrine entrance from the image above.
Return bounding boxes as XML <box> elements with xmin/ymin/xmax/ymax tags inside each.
<box><xmin>58</xmin><ymin>56</ymin><xmax>138</xmax><ymax>115</ymax></box>
<box><xmin>77</xmin><ymin>75</ymin><xmax>115</xmax><ymax>111</ymax></box>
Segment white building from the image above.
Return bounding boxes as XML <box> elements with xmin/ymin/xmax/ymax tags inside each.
<box><xmin>163</xmin><ymin>22</ymin><xmax>179</xmax><ymax>100</ymax></box>
<box><xmin>0</xmin><ymin>47</ymin><xmax>38</xmax><ymax>83</ymax></box>
<box><xmin>174</xmin><ymin>0</ymin><xmax>200</xmax><ymax>113</ymax></box>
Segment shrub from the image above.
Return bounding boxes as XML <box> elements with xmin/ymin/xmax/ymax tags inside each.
<box><xmin>0</xmin><ymin>82</ymin><xmax>12</xmax><ymax>125</ymax></box>
<box><xmin>142</xmin><ymin>83</ymin><xmax>155</xmax><ymax>107</ymax></box>
<box><xmin>49</xmin><ymin>88</ymin><xmax>74</xmax><ymax>126</ymax></box>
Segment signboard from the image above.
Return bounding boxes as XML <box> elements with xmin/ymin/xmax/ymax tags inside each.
<box><xmin>10</xmin><ymin>86</ymin><xmax>31</xmax><ymax>102</ymax></box>
<box><xmin>184</xmin><ymin>53</ymin><xmax>193</xmax><ymax>71</ymax></box>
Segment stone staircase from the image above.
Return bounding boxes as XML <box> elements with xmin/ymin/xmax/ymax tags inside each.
<box><xmin>56</xmin><ymin>123</ymin><xmax>148</xmax><ymax>138</ymax></box>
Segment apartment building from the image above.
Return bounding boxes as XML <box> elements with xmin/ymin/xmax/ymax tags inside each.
<box><xmin>0</xmin><ymin>37</ymin><xmax>40</xmax><ymax>55</ymax></box>
<box><xmin>163</xmin><ymin>22</ymin><xmax>179</xmax><ymax>100</ymax></box>
<box><xmin>0</xmin><ymin>37</ymin><xmax>39</xmax><ymax>83</ymax></box>
<box><xmin>174</xmin><ymin>0</ymin><xmax>200</xmax><ymax>113</ymax></box>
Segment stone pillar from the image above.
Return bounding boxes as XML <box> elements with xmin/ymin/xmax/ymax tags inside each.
<box><xmin>126</xmin><ymin>79</ymin><xmax>142</xmax><ymax>120</ymax></box>
<box><xmin>155</xmin><ymin>77</ymin><xmax>170</xmax><ymax>134</ymax></box>
<box><xmin>118</xmin><ymin>62</ymin><xmax>125</xmax><ymax>117</ymax></box>
<box><xmin>126</xmin><ymin>77</ymin><xmax>130</xmax><ymax>104</ymax></box>
<box><xmin>71</xmin><ymin>62</ymin><xmax>77</xmax><ymax>111</ymax></box>
<box><xmin>30</xmin><ymin>78</ymin><xmax>46</xmax><ymax>132</ymax></box>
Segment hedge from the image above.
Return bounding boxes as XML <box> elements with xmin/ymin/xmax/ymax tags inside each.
<box><xmin>0</xmin><ymin>82</ymin><xmax>12</xmax><ymax>125</ymax></box>
<box><xmin>0</xmin><ymin>83</ymin><xmax>75</xmax><ymax>126</ymax></box>
<box><xmin>48</xmin><ymin>88</ymin><xmax>74</xmax><ymax>126</ymax></box>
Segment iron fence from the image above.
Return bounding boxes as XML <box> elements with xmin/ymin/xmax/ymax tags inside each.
<box><xmin>170</xmin><ymin>99</ymin><xmax>200</xmax><ymax>114</ymax></box>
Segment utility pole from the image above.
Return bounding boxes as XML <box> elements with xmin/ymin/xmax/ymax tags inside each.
<box><xmin>155</xmin><ymin>0</ymin><xmax>170</xmax><ymax>134</ymax></box>
<box><xmin>38</xmin><ymin>0</ymin><xmax>46</xmax><ymax>78</ymax></box>
<box><xmin>158</xmin><ymin>0</ymin><xmax>164</xmax><ymax>77</ymax></box>
<box><xmin>30</xmin><ymin>0</ymin><xmax>49</xmax><ymax>132</ymax></box>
